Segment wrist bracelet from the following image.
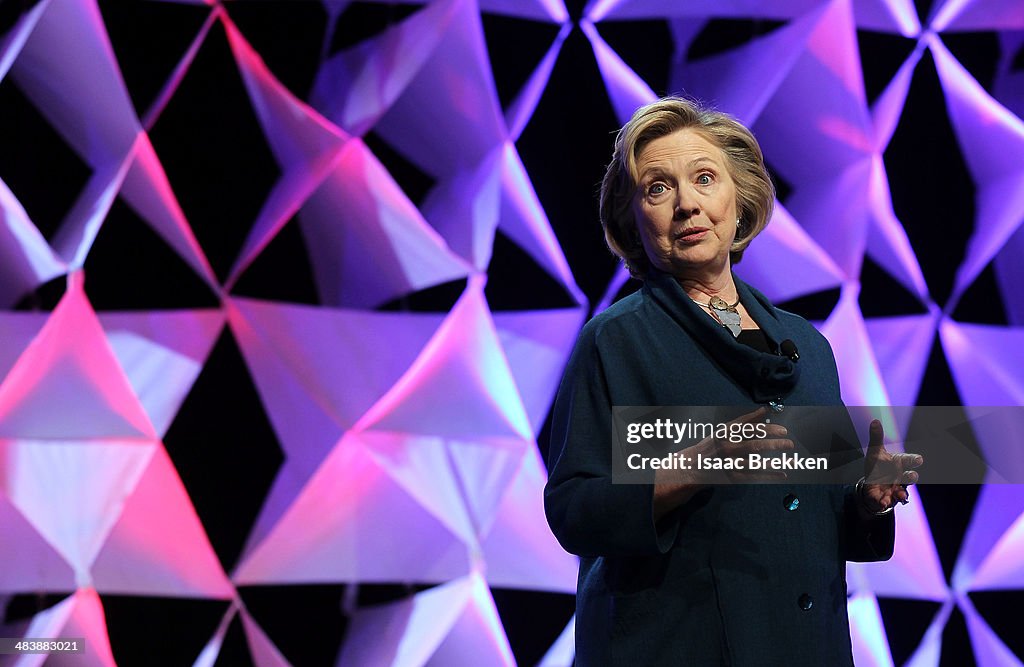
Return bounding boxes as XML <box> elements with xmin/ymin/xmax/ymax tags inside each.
<box><xmin>856</xmin><ymin>477</ymin><xmax>894</xmax><ymax>516</ymax></box>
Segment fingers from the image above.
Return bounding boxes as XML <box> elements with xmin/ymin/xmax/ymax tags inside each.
<box><xmin>868</xmin><ymin>419</ymin><xmax>884</xmax><ymax>450</ymax></box>
<box><xmin>892</xmin><ymin>452</ymin><xmax>924</xmax><ymax>470</ymax></box>
<box><xmin>864</xmin><ymin>477</ymin><xmax>916</xmax><ymax>507</ymax></box>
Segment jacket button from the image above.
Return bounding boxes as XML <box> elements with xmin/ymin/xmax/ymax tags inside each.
<box><xmin>783</xmin><ymin>494</ymin><xmax>799</xmax><ymax>511</ymax></box>
<box><xmin>798</xmin><ymin>594</ymin><xmax>813</xmax><ymax>611</ymax></box>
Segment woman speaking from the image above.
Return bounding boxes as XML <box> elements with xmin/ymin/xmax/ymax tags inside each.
<box><xmin>544</xmin><ymin>97</ymin><xmax>921</xmax><ymax>666</ymax></box>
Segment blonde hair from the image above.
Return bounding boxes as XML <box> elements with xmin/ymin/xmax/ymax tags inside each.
<box><xmin>600</xmin><ymin>96</ymin><xmax>775</xmax><ymax>278</ymax></box>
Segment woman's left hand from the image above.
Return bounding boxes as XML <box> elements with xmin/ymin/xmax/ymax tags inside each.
<box><xmin>861</xmin><ymin>419</ymin><xmax>923</xmax><ymax>513</ymax></box>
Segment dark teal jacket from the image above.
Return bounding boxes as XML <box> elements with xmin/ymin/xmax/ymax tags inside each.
<box><xmin>544</xmin><ymin>270</ymin><xmax>894</xmax><ymax>666</ymax></box>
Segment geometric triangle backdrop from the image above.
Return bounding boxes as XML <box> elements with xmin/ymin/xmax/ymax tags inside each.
<box><xmin>1</xmin><ymin>0</ymin><xmax>1022</xmax><ymax>664</ymax></box>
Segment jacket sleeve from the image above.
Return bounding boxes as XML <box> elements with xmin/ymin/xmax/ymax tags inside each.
<box><xmin>543</xmin><ymin>324</ymin><xmax>680</xmax><ymax>558</ymax></box>
<box><xmin>841</xmin><ymin>486</ymin><xmax>896</xmax><ymax>562</ymax></box>
<box><xmin>810</xmin><ymin>336</ymin><xmax>896</xmax><ymax>563</ymax></box>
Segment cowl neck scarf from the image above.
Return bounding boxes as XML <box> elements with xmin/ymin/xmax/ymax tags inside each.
<box><xmin>644</xmin><ymin>269</ymin><xmax>800</xmax><ymax>403</ymax></box>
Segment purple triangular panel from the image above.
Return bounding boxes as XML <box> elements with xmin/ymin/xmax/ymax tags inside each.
<box><xmin>0</xmin><ymin>177</ymin><xmax>66</xmax><ymax>307</ymax></box>
<box><xmin>929</xmin><ymin>36</ymin><xmax>1024</xmax><ymax>304</ymax></box>
<box><xmin>581</xmin><ymin>20</ymin><xmax>655</xmax><ymax>124</ymax></box>
<box><xmin>505</xmin><ymin>24</ymin><xmax>571</xmax><ymax>140</ymax></box>
<box><xmin>735</xmin><ymin>202</ymin><xmax>845</xmax><ymax>302</ymax></box>
<box><xmin>962</xmin><ymin>405</ymin><xmax>1024</xmax><ymax>485</ymax></box>
<box><xmin>140</xmin><ymin>7</ymin><xmax>219</xmax><ymax>130</ymax></box>
<box><xmin>193</xmin><ymin>602</ymin><xmax>239</xmax><ymax>667</ymax></box>
<box><xmin>667</xmin><ymin>19</ymin><xmax>711</xmax><ymax>69</ymax></box>
<box><xmin>993</xmin><ymin>32</ymin><xmax>1024</xmax><ymax>121</ymax></box>
<box><xmin>224</xmin><ymin>16</ymin><xmax>348</xmax><ymax>167</ymax></box>
<box><xmin>960</xmin><ymin>597</ymin><xmax>1024</xmax><ymax>667</ymax></box>
<box><xmin>538</xmin><ymin>616</ymin><xmax>576</xmax><ymax>667</ymax></box>
<box><xmin>0</xmin><ymin>492</ymin><xmax>75</xmax><ymax>592</ymax></box>
<box><xmin>233</xmin><ymin>433</ymin><xmax>470</xmax><ymax>585</ymax></box>
<box><xmin>481</xmin><ymin>0</ymin><xmax>569</xmax><ymax>21</ymax></box>
<box><xmin>91</xmin><ymin>446</ymin><xmax>234</xmax><ymax>598</ymax></box>
<box><xmin>903</xmin><ymin>602</ymin><xmax>950</xmax><ymax>667</ymax></box>
<box><xmin>372</xmin><ymin>0</ymin><xmax>507</xmax><ymax>177</ymax></box>
<box><xmin>337</xmin><ymin>575</ymin><xmax>476</xmax><ymax>667</ymax></box>
<box><xmin>670</xmin><ymin>6</ymin><xmax>817</xmax><ymax>126</ymax></box>
<box><xmin>229</xmin><ymin>297</ymin><xmax>445</xmax><ymax>438</ymax></box>
<box><xmin>847</xmin><ymin>492</ymin><xmax>946</xmax><ymax>600</ymax></box>
<box><xmin>493</xmin><ymin>308</ymin><xmax>586</xmax><ymax>434</ymax></box>
<box><xmin>940</xmin><ymin>323</ymin><xmax>1024</xmax><ymax>486</ymax></box>
<box><xmin>586</xmin><ymin>0</ymin><xmax>823</xmax><ymax>22</ymax></box>
<box><xmin>421</xmin><ymin>146</ymin><xmax>503</xmax><ymax>270</ymax></box>
<box><xmin>480</xmin><ymin>447</ymin><xmax>579</xmax><ymax>593</ymax></box>
<box><xmin>595</xmin><ymin>265</ymin><xmax>632</xmax><ymax>316</ymax></box>
<box><xmin>498</xmin><ymin>145</ymin><xmax>585</xmax><ymax>302</ymax></box>
<box><xmin>52</xmin><ymin>158</ymin><xmax>132</xmax><ymax>269</ymax></box>
<box><xmin>930</xmin><ymin>0</ymin><xmax>1024</xmax><ymax>31</ymax></box>
<box><xmin>228</xmin><ymin>298</ymin><xmax>445</xmax><ymax>553</ymax></box>
<box><xmin>969</xmin><ymin>510</ymin><xmax>1024</xmax><ymax>591</ymax></box>
<box><xmin>226</xmin><ymin>147</ymin><xmax>347</xmax><ymax>288</ymax></box>
<box><xmin>240</xmin><ymin>459</ymin><xmax>341</xmax><ymax>564</ymax></box>
<box><xmin>953</xmin><ymin>172</ymin><xmax>1024</xmax><ymax>308</ymax></box>
<box><xmin>99</xmin><ymin>309</ymin><xmax>224</xmax><ymax>438</ymax></box>
<box><xmin>227</xmin><ymin>300</ymin><xmax>343</xmax><ymax>462</ymax></box>
<box><xmin>0</xmin><ymin>310</ymin><xmax>48</xmax><ymax>383</ymax></box>
<box><xmin>0</xmin><ymin>280</ymin><xmax>157</xmax><ymax>439</ymax></box>
<box><xmin>871</xmin><ymin>44</ymin><xmax>925</xmax><ymax>151</ymax></box>
<box><xmin>445</xmin><ymin>436</ymin><xmax>529</xmax><ymax>539</ymax></box>
<box><xmin>358</xmin><ymin>280</ymin><xmax>533</xmax><ymax>440</ymax></box>
<box><xmin>425</xmin><ymin>574</ymin><xmax>516</xmax><ymax>666</ymax></box>
<box><xmin>239</xmin><ymin>609</ymin><xmax>292</xmax><ymax>667</ymax></box>
<box><xmin>0</xmin><ymin>438</ymin><xmax>156</xmax><ymax>578</ymax></box>
<box><xmin>848</xmin><ymin>592</ymin><xmax>895</xmax><ymax>667</ymax></box>
<box><xmin>12</xmin><ymin>590</ymin><xmax>75</xmax><ymax>650</ymax></box>
<box><xmin>820</xmin><ymin>286</ymin><xmax>890</xmax><ymax>405</ymax></box>
<box><xmin>995</xmin><ymin>222</ymin><xmax>1024</xmax><ymax>325</ymax></box>
<box><xmin>222</xmin><ymin>15</ymin><xmax>353</xmax><ymax>287</ymax></box>
<box><xmin>0</xmin><ymin>0</ymin><xmax>47</xmax><ymax>83</ymax></box>
<box><xmin>19</xmin><ymin>587</ymin><xmax>119</xmax><ymax>667</ymax></box>
<box><xmin>311</xmin><ymin>0</ymin><xmax>453</xmax><ymax>137</ymax></box>
<box><xmin>299</xmin><ymin>138</ymin><xmax>472</xmax><ymax>308</ymax></box>
<box><xmin>954</xmin><ymin>485</ymin><xmax>1024</xmax><ymax>591</ymax></box>
<box><xmin>11</xmin><ymin>0</ymin><xmax>140</xmax><ymax>167</ymax></box>
<box><xmin>750</xmin><ymin>3</ymin><xmax>874</xmax><ymax>275</ymax></box>
<box><xmin>853</xmin><ymin>0</ymin><xmax>921</xmax><ymax>35</ymax></box>
<box><xmin>777</xmin><ymin>159</ymin><xmax>872</xmax><ymax>279</ymax></box>
<box><xmin>863</xmin><ymin>314</ymin><xmax>937</xmax><ymax>407</ymax></box>
<box><xmin>941</xmin><ymin>320</ymin><xmax>1024</xmax><ymax>405</ymax></box>
<box><xmin>865</xmin><ymin>155</ymin><xmax>930</xmax><ymax>301</ymax></box>
<box><xmin>120</xmin><ymin>134</ymin><xmax>219</xmax><ymax>289</ymax></box>
<box><xmin>359</xmin><ymin>431</ymin><xmax>479</xmax><ymax>546</ymax></box>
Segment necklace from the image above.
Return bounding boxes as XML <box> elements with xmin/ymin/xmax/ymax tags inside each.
<box><xmin>692</xmin><ymin>294</ymin><xmax>742</xmax><ymax>337</ymax></box>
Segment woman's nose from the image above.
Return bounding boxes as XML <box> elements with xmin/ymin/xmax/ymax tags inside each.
<box><xmin>673</xmin><ymin>196</ymin><xmax>700</xmax><ymax>220</ymax></box>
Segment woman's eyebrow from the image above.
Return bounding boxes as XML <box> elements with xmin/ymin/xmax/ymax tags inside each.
<box><xmin>638</xmin><ymin>166</ymin><xmax>672</xmax><ymax>181</ymax></box>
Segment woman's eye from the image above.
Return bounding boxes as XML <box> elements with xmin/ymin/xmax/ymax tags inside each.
<box><xmin>696</xmin><ymin>173</ymin><xmax>713</xmax><ymax>185</ymax></box>
<box><xmin>648</xmin><ymin>183</ymin><xmax>667</xmax><ymax>196</ymax></box>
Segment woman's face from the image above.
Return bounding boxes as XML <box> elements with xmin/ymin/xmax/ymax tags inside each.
<box><xmin>631</xmin><ymin>128</ymin><xmax>739</xmax><ymax>279</ymax></box>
